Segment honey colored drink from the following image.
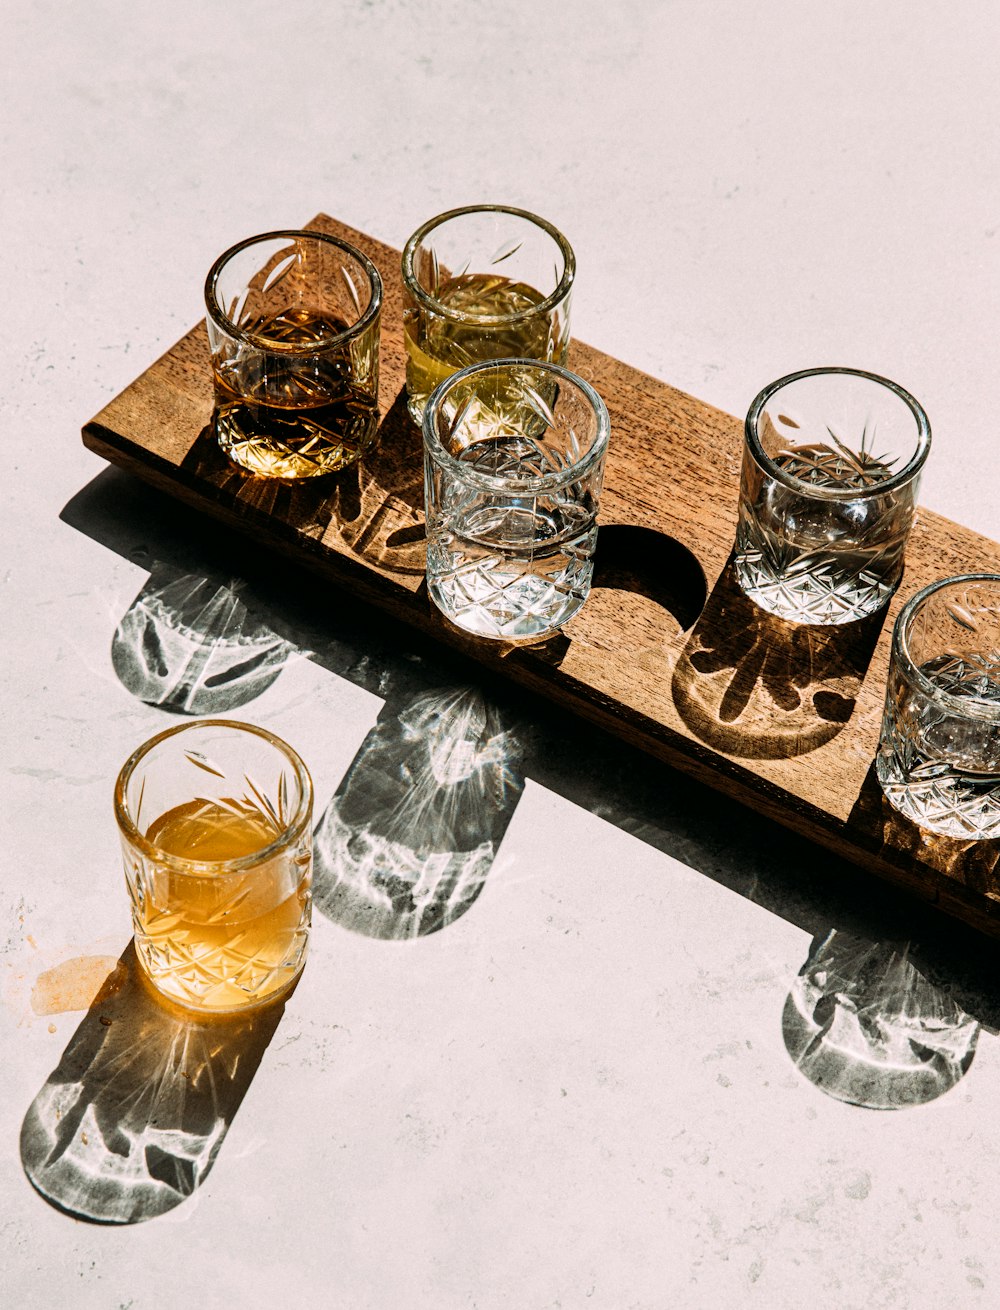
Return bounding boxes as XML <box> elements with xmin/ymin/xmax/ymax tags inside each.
<box><xmin>403</xmin><ymin>273</ymin><xmax>556</xmax><ymax>422</ymax></box>
<box><xmin>213</xmin><ymin>308</ymin><xmax>379</xmax><ymax>479</ymax></box>
<box><xmin>134</xmin><ymin>797</ymin><xmax>311</xmax><ymax>1011</ymax></box>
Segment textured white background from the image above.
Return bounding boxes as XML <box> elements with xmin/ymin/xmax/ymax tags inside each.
<box><xmin>3</xmin><ymin>3</ymin><xmax>1000</xmax><ymax>1307</ymax></box>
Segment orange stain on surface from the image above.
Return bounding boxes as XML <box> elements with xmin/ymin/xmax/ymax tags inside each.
<box><xmin>30</xmin><ymin>956</ymin><xmax>125</xmax><ymax>1016</ymax></box>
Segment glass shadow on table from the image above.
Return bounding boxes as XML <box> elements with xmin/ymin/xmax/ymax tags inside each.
<box><xmin>312</xmin><ymin>684</ymin><xmax>524</xmax><ymax>939</ymax></box>
<box><xmin>112</xmin><ymin>566</ymin><xmax>299</xmax><ymax>715</ymax></box>
<box><xmin>782</xmin><ymin>773</ymin><xmax>1000</xmax><ymax>1110</ymax></box>
<box><xmin>782</xmin><ymin>928</ymin><xmax>980</xmax><ymax>1110</ymax></box>
<box><xmin>671</xmin><ymin>555</ymin><xmax>884</xmax><ymax>760</ymax></box>
<box><xmin>20</xmin><ymin>943</ymin><xmax>286</xmax><ymax>1224</ymax></box>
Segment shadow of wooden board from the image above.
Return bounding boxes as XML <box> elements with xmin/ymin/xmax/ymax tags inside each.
<box><xmin>83</xmin><ymin>214</ymin><xmax>1000</xmax><ymax>938</ymax></box>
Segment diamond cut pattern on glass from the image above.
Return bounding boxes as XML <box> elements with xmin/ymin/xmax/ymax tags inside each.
<box><xmin>877</xmin><ymin>645</ymin><xmax>1000</xmax><ymax>840</ymax></box>
<box><xmin>125</xmin><ymin>832</ymin><xmax>312</xmax><ymax>1011</ymax></box>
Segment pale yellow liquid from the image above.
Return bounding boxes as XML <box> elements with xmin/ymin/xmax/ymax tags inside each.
<box><xmin>136</xmin><ymin>799</ymin><xmax>310</xmax><ymax>1011</ymax></box>
<box><xmin>404</xmin><ymin>273</ymin><xmax>556</xmax><ymax>420</ymax></box>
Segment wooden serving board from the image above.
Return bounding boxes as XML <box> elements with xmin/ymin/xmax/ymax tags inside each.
<box><xmin>83</xmin><ymin>214</ymin><xmax>1000</xmax><ymax>938</ymax></box>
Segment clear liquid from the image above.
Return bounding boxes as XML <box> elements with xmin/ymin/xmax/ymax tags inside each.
<box><xmin>877</xmin><ymin>654</ymin><xmax>1000</xmax><ymax>838</ymax></box>
<box><xmin>403</xmin><ymin>273</ymin><xmax>554</xmax><ymax>422</ymax></box>
<box><xmin>132</xmin><ymin>799</ymin><xmax>310</xmax><ymax>1011</ymax></box>
<box><xmin>735</xmin><ymin>447</ymin><xmax>908</xmax><ymax>624</ymax></box>
<box><xmin>213</xmin><ymin>308</ymin><xmax>378</xmax><ymax>479</ymax></box>
<box><xmin>427</xmin><ymin>494</ymin><xmax>596</xmax><ymax>640</ymax></box>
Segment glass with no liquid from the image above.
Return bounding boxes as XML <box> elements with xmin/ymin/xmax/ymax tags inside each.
<box><xmin>877</xmin><ymin>575</ymin><xmax>1000</xmax><ymax>839</ymax></box>
<box><xmin>735</xmin><ymin>368</ymin><xmax>931</xmax><ymax>624</ymax></box>
<box><xmin>422</xmin><ymin>358</ymin><xmax>609</xmax><ymax>641</ymax></box>
<box><xmin>401</xmin><ymin>205</ymin><xmax>574</xmax><ymax>423</ymax></box>
<box><xmin>205</xmin><ymin>230</ymin><xmax>382</xmax><ymax>479</ymax></box>
<box><xmin>115</xmin><ymin>719</ymin><xmax>313</xmax><ymax>1012</ymax></box>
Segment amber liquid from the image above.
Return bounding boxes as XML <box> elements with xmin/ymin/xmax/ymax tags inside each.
<box><xmin>135</xmin><ymin>798</ymin><xmax>310</xmax><ymax>1011</ymax></box>
<box><xmin>403</xmin><ymin>273</ymin><xmax>556</xmax><ymax>421</ymax></box>
<box><xmin>213</xmin><ymin>307</ymin><xmax>378</xmax><ymax>479</ymax></box>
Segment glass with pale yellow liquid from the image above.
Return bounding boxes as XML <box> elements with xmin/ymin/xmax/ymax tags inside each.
<box><xmin>401</xmin><ymin>205</ymin><xmax>575</xmax><ymax>423</ymax></box>
<box><xmin>115</xmin><ymin>720</ymin><xmax>313</xmax><ymax>1013</ymax></box>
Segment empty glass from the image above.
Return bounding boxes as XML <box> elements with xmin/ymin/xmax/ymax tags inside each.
<box><xmin>877</xmin><ymin>575</ymin><xmax>1000</xmax><ymax>839</ymax></box>
<box><xmin>422</xmin><ymin>358</ymin><xmax>609</xmax><ymax>641</ymax></box>
<box><xmin>735</xmin><ymin>368</ymin><xmax>931</xmax><ymax>624</ymax></box>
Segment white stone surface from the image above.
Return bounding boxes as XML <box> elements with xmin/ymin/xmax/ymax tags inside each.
<box><xmin>3</xmin><ymin>2</ymin><xmax>1000</xmax><ymax>1307</ymax></box>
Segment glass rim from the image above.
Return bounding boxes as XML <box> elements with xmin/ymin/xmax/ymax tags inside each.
<box><xmin>114</xmin><ymin>718</ymin><xmax>314</xmax><ymax>877</ymax></box>
<box><xmin>745</xmin><ymin>366</ymin><xmax>932</xmax><ymax>501</ymax></box>
<box><xmin>401</xmin><ymin>204</ymin><xmax>576</xmax><ymax>326</ymax></box>
<box><xmin>422</xmin><ymin>358</ymin><xmax>610</xmax><ymax>494</ymax></box>
<box><xmin>892</xmin><ymin>573</ymin><xmax>1000</xmax><ymax>722</ymax></box>
<box><xmin>204</xmin><ymin>229</ymin><xmax>384</xmax><ymax>352</ymax></box>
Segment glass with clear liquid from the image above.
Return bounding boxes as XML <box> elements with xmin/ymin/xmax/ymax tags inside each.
<box><xmin>735</xmin><ymin>368</ymin><xmax>931</xmax><ymax>624</ymax></box>
<box><xmin>422</xmin><ymin>359</ymin><xmax>609</xmax><ymax>641</ymax></box>
<box><xmin>877</xmin><ymin>575</ymin><xmax>1000</xmax><ymax>839</ymax></box>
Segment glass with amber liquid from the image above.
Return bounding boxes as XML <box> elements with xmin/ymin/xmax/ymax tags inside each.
<box><xmin>205</xmin><ymin>230</ymin><xmax>382</xmax><ymax>479</ymax></box>
<box><xmin>401</xmin><ymin>206</ymin><xmax>574</xmax><ymax>423</ymax></box>
<box><xmin>115</xmin><ymin>720</ymin><xmax>313</xmax><ymax>1013</ymax></box>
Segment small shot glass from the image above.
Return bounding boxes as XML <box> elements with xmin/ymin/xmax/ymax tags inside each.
<box><xmin>115</xmin><ymin>719</ymin><xmax>314</xmax><ymax>1013</ymax></box>
<box><xmin>422</xmin><ymin>358</ymin><xmax>609</xmax><ymax>642</ymax></box>
<box><xmin>735</xmin><ymin>368</ymin><xmax>931</xmax><ymax>625</ymax></box>
<box><xmin>401</xmin><ymin>205</ymin><xmax>575</xmax><ymax>424</ymax></box>
<box><xmin>876</xmin><ymin>575</ymin><xmax>1000</xmax><ymax>839</ymax></box>
<box><xmin>205</xmin><ymin>230</ymin><xmax>382</xmax><ymax>479</ymax></box>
